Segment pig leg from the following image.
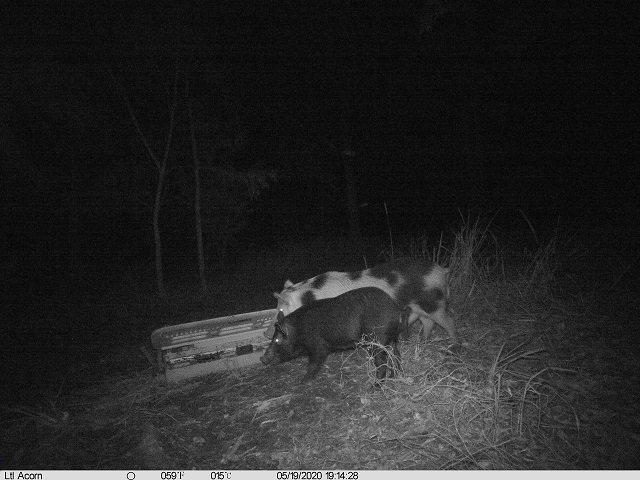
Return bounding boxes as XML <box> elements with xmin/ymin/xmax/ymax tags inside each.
<box><xmin>418</xmin><ymin>315</ymin><xmax>436</xmax><ymax>340</ymax></box>
<box><xmin>406</xmin><ymin>308</ymin><xmax>429</xmax><ymax>339</ymax></box>
<box><xmin>373</xmin><ymin>346</ymin><xmax>390</xmax><ymax>380</ymax></box>
<box><xmin>390</xmin><ymin>342</ymin><xmax>402</xmax><ymax>375</ymax></box>
<box><xmin>430</xmin><ymin>308</ymin><xmax>460</xmax><ymax>352</ymax></box>
<box><xmin>260</xmin><ymin>344</ymin><xmax>277</xmax><ymax>365</ymax></box>
<box><xmin>302</xmin><ymin>349</ymin><xmax>330</xmax><ymax>383</ymax></box>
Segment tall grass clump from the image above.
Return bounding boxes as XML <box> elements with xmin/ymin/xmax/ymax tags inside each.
<box><xmin>446</xmin><ymin>215</ymin><xmax>500</xmax><ymax>306</ymax></box>
<box><xmin>394</xmin><ymin>214</ymin><xmax>500</xmax><ymax>324</ymax></box>
<box><xmin>516</xmin><ymin>212</ymin><xmax>584</xmax><ymax>298</ymax></box>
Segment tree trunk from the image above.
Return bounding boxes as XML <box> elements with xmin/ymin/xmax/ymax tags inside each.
<box><xmin>337</xmin><ymin>2</ymin><xmax>361</xmax><ymax>242</ymax></box>
<box><xmin>67</xmin><ymin>175</ymin><xmax>80</xmax><ymax>271</ymax></box>
<box><xmin>340</xmin><ymin>88</ymin><xmax>360</xmax><ymax>241</ymax></box>
<box><xmin>153</xmin><ymin>162</ymin><xmax>167</xmax><ymax>298</ymax></box>
<box><xmin>187</xmin><ymin>89</ymin><xmax>207</xmax><ymax>294</ymax></box>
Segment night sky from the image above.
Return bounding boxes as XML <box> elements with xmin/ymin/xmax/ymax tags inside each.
<box><xmin>1</xmin><ymin>1</ymin><xmax>639</xmax><ymax>396</ymax></box>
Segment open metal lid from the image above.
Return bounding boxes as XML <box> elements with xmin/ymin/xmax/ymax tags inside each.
<box><xmin>151</xmin><ymin>308</ymin><xmax>278</xmax><ymax>349</ymax></box>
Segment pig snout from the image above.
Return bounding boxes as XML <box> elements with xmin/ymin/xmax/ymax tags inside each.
<box><xmin>260</xmin><ymin>344</ymin><xmax>278</xmax><ymax>365</ymax></box>
<box><xmin>260</xmin><ymin>351</ymin><xmax>273</xmax><ymax>365</ymax></box>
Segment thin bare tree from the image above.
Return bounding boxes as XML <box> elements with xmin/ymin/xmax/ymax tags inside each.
<box><xmin>186</xmin><ymin>78</ymin><xmax>207</xmax><ymax>294</ymax></box>
<box><xmin>110</xmin><ymin>68</ymin><xmax>179</xmax><ymax>298</ymax></box>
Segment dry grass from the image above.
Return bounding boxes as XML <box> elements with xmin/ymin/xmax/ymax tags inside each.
<box><xmin>1</xmin><ymin>219</ymin><xmax>638</xmax><ymax>469</ymax></box>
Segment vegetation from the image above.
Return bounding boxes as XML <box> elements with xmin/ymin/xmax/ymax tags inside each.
<box><xmin>1</xmin><ymin>219</ymin><xmax>638</xmax><ymax>469</ymax></box>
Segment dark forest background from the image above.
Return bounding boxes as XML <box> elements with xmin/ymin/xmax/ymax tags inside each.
<box><xmin>1</xmin><ymin>1</ymin><xmax>638</xmax><ymax>399</ymax></box>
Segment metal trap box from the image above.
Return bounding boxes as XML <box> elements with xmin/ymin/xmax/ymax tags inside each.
<box><xmin>151</xmin><ymin>308</ymin><xmax>277</xmax><ymax>383</ymax></box>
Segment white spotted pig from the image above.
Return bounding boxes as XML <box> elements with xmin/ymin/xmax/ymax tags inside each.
<box><xmin>270</xmin><ymin>257</ymin><xmax>459</xmax><ymax>351</ymax></box>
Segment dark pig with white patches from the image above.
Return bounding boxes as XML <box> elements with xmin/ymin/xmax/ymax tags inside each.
<box><xmin>261</xmin><ymin>287</ymin><xmax>408</xmax><ymax>383</ymax></box>
<box><xmin>271</xmin><ymin>257</ymin><xmax>460</xmax><ymax>352</ymax></box>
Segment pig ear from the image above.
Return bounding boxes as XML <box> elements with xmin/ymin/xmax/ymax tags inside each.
<box><xmin>284</xmin><ymin>279</ymin><xmax>294</xmax><ymax>289</ymax></box>
<box><xmin>273</xmin><ymin>292</ymin><xmax>282</xmax><ymax>300</ymax></box>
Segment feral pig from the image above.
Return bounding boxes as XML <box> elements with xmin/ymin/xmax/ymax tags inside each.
<box><xmin>272</xmin><ymin>257</ymin><xmax>459</xmax><ymax>351</ymax></box>
<box><xmin>261</xmin><ymin>287</ymin><xmax>408</xmax><ymax>384</ymax></box>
